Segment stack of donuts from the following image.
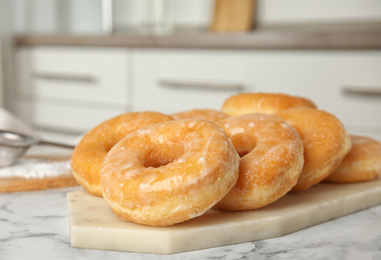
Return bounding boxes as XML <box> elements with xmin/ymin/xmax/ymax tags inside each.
<box><xmin>70</xmin><ymin>92</ymin><xmax>381</xmax><ymax>227</ymax></box>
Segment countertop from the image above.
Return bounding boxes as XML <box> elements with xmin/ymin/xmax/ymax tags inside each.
<box><xmin>13</xmin><ymin>23</ymin><xmax>381</xmax><ymax>50</ymax></box>
<box><xmin>2</xmin><ymin>186</ymin><xmax>381</xmax><ymax>260</ymax></box>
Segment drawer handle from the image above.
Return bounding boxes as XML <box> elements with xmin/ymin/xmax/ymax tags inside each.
<box><xmin>342</xmin><ymin>86</ymin><xmax>381</xmax><ymax>96</ymax></box>
<box><xmin>32</xmin><ymin>72</ymin><xmax>96</xmax><ymax>83</ymax></box>
<box><xmin>159</xmin><ymin>79</ymin><xmax>244</xmax><ymax>91</ymax></box>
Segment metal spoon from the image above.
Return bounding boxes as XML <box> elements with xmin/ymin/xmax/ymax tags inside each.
<box><xmin>0</xmin><ymin>130</ymin><xmax>75</xmax><ymax>167</ymax></box>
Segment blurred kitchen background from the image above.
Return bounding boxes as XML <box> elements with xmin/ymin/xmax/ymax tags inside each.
<box><xmin>0</xmin><ymin>0</ymin><xmax>381</xmax><ymax>142</ymax></box>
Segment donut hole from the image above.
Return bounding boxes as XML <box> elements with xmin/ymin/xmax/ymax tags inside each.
<box><xmin>142</xmin><ymin>143</ymin><xmax>185</xmax><ymax>168</ymax></box>
<box><xmin>104</xmin><ymin>137</ymin><xmax>124</xmax><ymax>153</ymax></box>
<box><xmin>143</xmin><ymin>154</ymin><xmax>175</xmax><ymax>168</ymax></box>
<box><xmin>234</xmin><ymin>139</ymin><xmax>256</xmax><ymax>158</ymax></box>
<box><xmin>237</xmin><ymin>147</ymin><xmax>253</xmax><ymax>157</ymax></box>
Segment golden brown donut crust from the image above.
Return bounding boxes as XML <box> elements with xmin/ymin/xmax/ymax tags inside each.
<box><xmin>214</xmin><ymin>113</ymin><xmax>304</xmax><ymax>211</ymax></box>
<box><xmin>101</xmin><ymin>119</ymin><xmax>240</xmax><ymax>226</ymax></box>
<box><xmin>70</xmin><ymin>111</ymin><xmax>173</xmax><ymax>197</ymax></box>
<box><xmin>221</xmin><ymin>92</ymin><xmax>317</xmax><ymax>116</ymax></box>
<box><xmin>171</xmin><ymin>108</ymin><xmax>228</xmax><ymax>122</ymax></box>
<box><xmin>324</xmin><ymin>135</ymin><xmax>381</xmax><ymax>183</ymax></box>
<box><xmin>276</xmin><ymin>108</ymin><xmax>352</xmax><ymax>192</ymax></box>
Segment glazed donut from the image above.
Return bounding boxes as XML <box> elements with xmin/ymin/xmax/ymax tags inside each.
<box><xmin>70</xmin><ymin>111</ymin><xmax>173</xmax><ymax>197</ymax></box>
<box><xmin>213</xmin><ymin>113</ymin><xmax>304</xmax><ymax>211</ymax></box>
<box><xmin>100</xmin><ymin>119</ymin><xmax>240</xmax><ymax>226</ymax></box>
<box><xmin>171</xmin><ymin>108</ymin><xmax>228</xmax><ymax>123</ymax></box>
<box><xmin>275</xmin><ymin>108</ymin><xmax>352</xmax><ymax>192</ymax></box>
<box><xmin>324</xmin><ymin>135</ymin><xmax>381</xmax><ymax>183</ymax></box>
<box><xmin>221</xmin><ymin>92</ymin><xmax>317</xmax><ymax>116</ymax></box>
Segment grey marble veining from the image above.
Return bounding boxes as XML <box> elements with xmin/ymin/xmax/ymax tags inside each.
<box><xmin>1</xmin><ymin>187</ymin><xmax>381</xmax><ymax>260</ymax></box>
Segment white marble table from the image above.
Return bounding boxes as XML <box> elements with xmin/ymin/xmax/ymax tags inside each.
<box><xmin>1</xmin><ymin>186</ymin><xmax>381</xmax><ymax>260</ymax></box>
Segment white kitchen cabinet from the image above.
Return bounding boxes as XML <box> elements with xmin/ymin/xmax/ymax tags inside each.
<box><xmin>132</xmin><ymin>49</ymin><xmax>381</xmax><ymax>140</ymax></box>
<box><xmin>12</xmin><ymin>46</ymin><xmax>381</xmax><ymax>141</ymax></box>
<box><xmin>14</xmin><ymin>47</ymin><xmax>131</xmax><ymax>133</ymax></box>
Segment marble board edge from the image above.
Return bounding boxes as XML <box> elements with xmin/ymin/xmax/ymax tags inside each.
<box><xmin>66</xmin><ymin>179</ymin><xmax>381</xmax><ymax>254</ymax></box>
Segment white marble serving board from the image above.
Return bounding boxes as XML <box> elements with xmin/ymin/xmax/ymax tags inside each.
<box><xmin>67</xmin><ymin>178</ymin><xmax>381</xmax><ymax>254</ymax></box>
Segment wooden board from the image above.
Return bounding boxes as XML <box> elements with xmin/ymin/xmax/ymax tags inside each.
<box><xmin>67</xmin><ymin>178</ymin><xmax>381</xmax><ymax>254</ymax></box>
<box><xmin>0</xmin><ymin>156</ymin><xmax>78</xmax><ymax>193</ymax></box>
<box><xmin>210</xmin><ymin>0</ymin><xmax>256</xmax><ymax>32</ymax></box>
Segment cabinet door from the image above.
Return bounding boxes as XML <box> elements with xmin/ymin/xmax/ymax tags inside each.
<box><xmin>241</xmin><ymin>50</ymin><xmax>381</xmax><ymax>139</ymax></box>
<box><xmin>14</xmin><ymin>100</ymin><xmax>127</xmax><ymax>134</ymax></box>
<box><xmin>15</xmin><ymin>47</ymin><xmax>132</xmax><ymax>133</ymax></box>
<box><xmin>17</xmin><ymin>47</ymin><xmax>130</xmax><ymax>106</ymax></box>
<box><xmin>132</xmin><ymin>49</ymin><xmax>247</xmax><ymax>114</ymax></box>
